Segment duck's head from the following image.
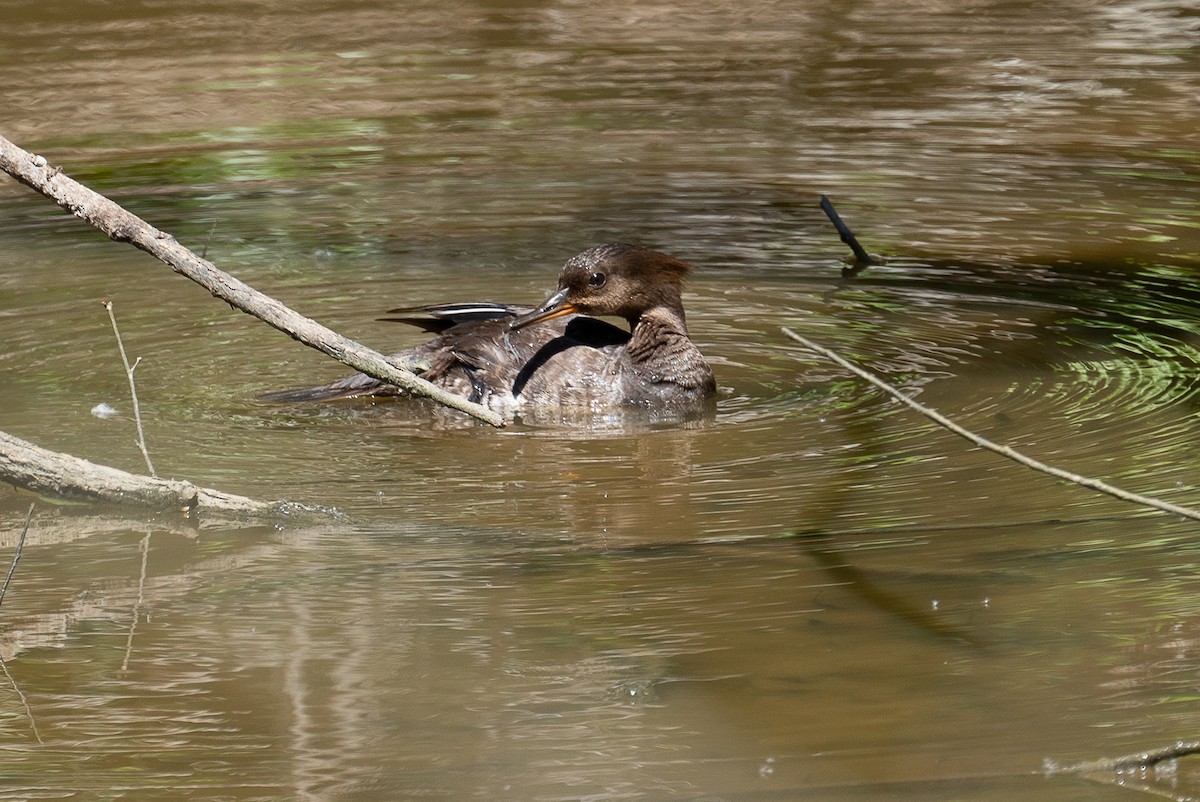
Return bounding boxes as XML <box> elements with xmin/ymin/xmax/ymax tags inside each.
<box><xmin>510</xmin><ymin>243</ymin><xmax>693</xmax><ymax>331</ymax></box>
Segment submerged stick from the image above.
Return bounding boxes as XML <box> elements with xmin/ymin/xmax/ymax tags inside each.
<box><xmin>103</xmin><ymin>301</ymin><xmax>156</xmax><ymax>477</ymax></box>
<box><xmin>0</xmin><ymin>503</ymin><xmax>33</xmax><ymax>609</ymax></box>
<box><xmin>783</xmin><ymin>328</ymin><xmax>1200</xmax><ymax>522</ymax></box>
<box><xmin>1046</xmin><ymin>740</ymin><xmax>1200</xmax><ymax>776</ymax></box>
<box><xmin>121</xmin><ymin>529</ymin><xmax>151</xmax><ymax>672</ymax></box>
<box><xmin>0</xmin><ymin>653</ymin><xmax>43</xmax><ymax>744</ymax></box>
<box><xmin>0</xmin><ymin>134</ymin><xmax>503</xmax><ymax>427</ymax></box>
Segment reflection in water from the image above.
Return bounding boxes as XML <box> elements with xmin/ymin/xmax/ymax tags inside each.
<box><xmin>5</xmin><ymin>517</ymin><xmax>1200</xmax><ymax>799</ymax></box>
<box><xmin>2</xmin><ymin>0</ymin><xmax>1200</xmax><ymax>798</ymax></box>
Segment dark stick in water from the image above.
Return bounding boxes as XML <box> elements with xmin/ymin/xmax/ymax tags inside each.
<box><xmin>819</xmin><ymin>195</ymin><xmax>883</xmax><ymax>271</ymax></box>
<box><xmin>0</xmin><ymin>503</ymin><xmax>33</xmax><ymax>609</ymax></box>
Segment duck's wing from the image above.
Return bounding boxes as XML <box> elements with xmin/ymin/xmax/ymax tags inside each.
<box><xmin>260</xmin><ymin>314</ymin><xmax>631</xmax><ymax>407</ymax></box>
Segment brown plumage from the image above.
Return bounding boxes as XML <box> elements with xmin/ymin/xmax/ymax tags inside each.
<box><xmin>262</xmin><ymin>244</ymin><xmax>716</xmax><ymax>416</ymax></box>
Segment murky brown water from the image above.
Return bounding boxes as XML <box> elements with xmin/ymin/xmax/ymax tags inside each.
<box><xmin>2</xmin><ymin>0</ymin><xmax>1200</xmax><ymax>799</ymax></box>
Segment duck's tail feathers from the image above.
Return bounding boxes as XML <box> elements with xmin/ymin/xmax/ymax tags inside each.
<box><xmin>378</xmin><ymin>302</ymin><xmax>521</xmax><ymax>333</ymax></box>
<box><xmin>259</xmin><ymin>371</ymin><xmax>396</xmax><ymax>403</ymax></box>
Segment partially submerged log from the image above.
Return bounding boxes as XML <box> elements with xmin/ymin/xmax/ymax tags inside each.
<box><xmin>0</xmin><ymin>430</ymin><xmax>310</xmax><ymax>519</ymax></box>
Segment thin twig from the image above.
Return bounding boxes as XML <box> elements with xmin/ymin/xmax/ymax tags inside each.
<box><xmin>0</xmin><ymin>504</ymin><xmax>44</xmax><ymax>744</ymax></box>
<box><xmin>103</xmin><ymin>301</ymin><xmax>156</xmax><ymax>477</ymax></box>
<box><xmin>0</xmin><ymin>503</ymin><xmax>34</xmax><ymax>609</ymax></box>
<box><xmin>1046</xmin><ymin>740</ymin><xmax>1200</xmax><ymax>775</ymax></box>
<box><xmin>782</xmin><ymin>328</ymin><xmax>1200</xmax><ymax>522</ymax></box>
<box><xmin>200</xmin><ymin>220</ymin><xmax>218</xmax><ymax>260</ymax></box>
<box><xmin>0</xmin><ymin>655</ymin><xmax>44</xmax><ymax>745</ymax></box>
<box><xmin>121</xmin><ymin>529</ymin><xmax>151</xmax><ymax>672</ymax></box>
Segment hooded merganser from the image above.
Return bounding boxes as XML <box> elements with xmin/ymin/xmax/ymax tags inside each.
<box><xmin>263</xmin><ymin>243</ymin><xmax>716</xmax><ymax>415</ymax></box>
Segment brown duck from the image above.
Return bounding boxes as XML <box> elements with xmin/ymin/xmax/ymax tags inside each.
<box><xmin>264</xmin><ymin>243</ymin><xmax>716</xmax><ymax>415</ymax></box>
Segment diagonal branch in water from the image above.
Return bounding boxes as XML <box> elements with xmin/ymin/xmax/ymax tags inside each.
<box><xmin>104</xmin><ymin>301</ymin><xmax>156</xmax><ymax>477</ymax></box>
<box><xmin>819</xmin><ymin>195</ymin><xmax>884</xmax><ymax>273</ymax></box>
<box><xmin>1046</xmin><ymin>740</ymin><xmax>1200</xmax><ymax>776</ymax></box>
<box><xmin>0</xmin><ymin>503</ymin><xmax>34</xmax><ymax>609</ymax></box>
<box><xmin>0</xmin><ymin>504</ymin><xmax>42</xmax><ymax>743</ymax></box>
<box><xmin>1047</xmin><ymin>739</ymin><xmax>1200</xmax><ymax>800</ymax></box>
<box><xmin>0</xmin><ymin>654</ymin><xmax>43</xmax><ymax>745</ymax></box>
<box><xmin>782</xmin><ymin>327</ymin><xmax>1200</xmax><ymax>523</ymax></box>
<box><xmin>0</xmin><ymin>133</ymin><xmax>503</xmax><ymax>427</ymax></box>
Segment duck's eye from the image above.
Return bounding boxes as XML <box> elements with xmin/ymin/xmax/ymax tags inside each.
<box><xmin>587</xmin><ymin>271</ymin><xmax>607</xmax><ymax>289</ymax></box>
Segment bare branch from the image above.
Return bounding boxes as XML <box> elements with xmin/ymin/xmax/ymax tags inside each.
<box><xmin>0</xmin><ymin>133</ymin><xmax>504</xmax><ymax>427</ymax></box>
<box><xmin>103</xmin><ymin>301</ymin><xmax>156</xmax><ymax>476</ymax></box>
<box><xmin>783</xmin><ymin>327</ymin><xmax>1200</xmax><ymax>522</ymax></box>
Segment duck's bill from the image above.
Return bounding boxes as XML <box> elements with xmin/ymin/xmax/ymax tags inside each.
<box><xmin>509</xmin><ymin>288</ymin><xmax>578</xmax><ymax>331</ymax></box>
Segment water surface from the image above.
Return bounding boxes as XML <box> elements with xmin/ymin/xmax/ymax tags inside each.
<box><xmin>2</xmin><ymin>0</ymin><xmax>1200</xmax><ymax>799</ymax></box>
